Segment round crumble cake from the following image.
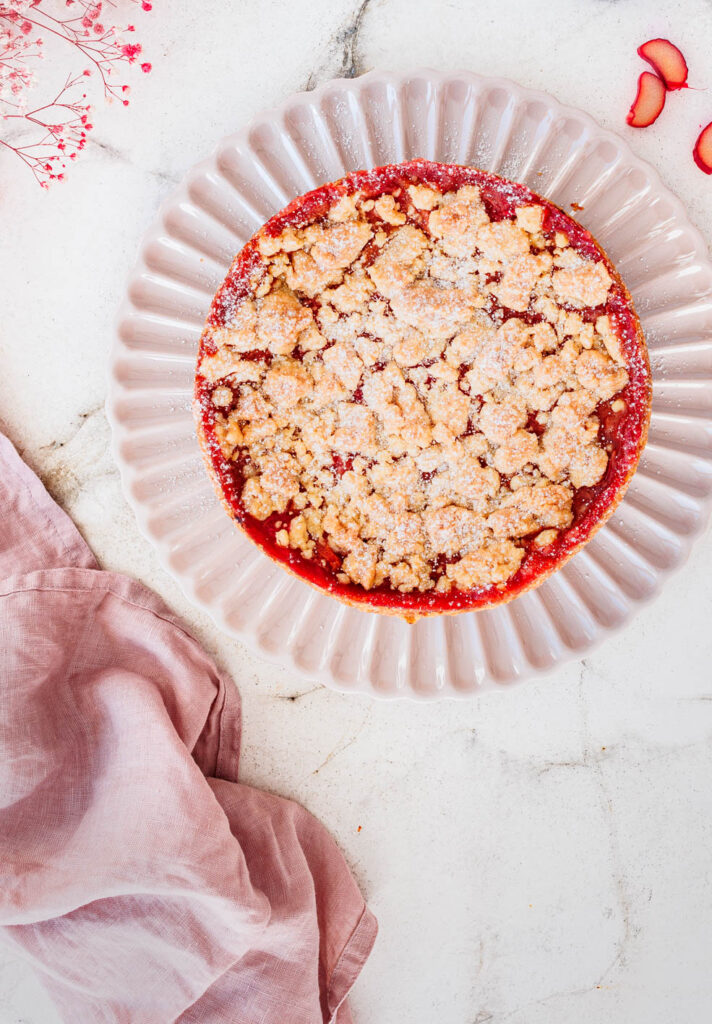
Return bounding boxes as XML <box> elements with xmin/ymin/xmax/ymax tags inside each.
<box><xmin>193</xmin><ymin>160</ymin><xmax>651</xmax><ymax>618</ymax></box>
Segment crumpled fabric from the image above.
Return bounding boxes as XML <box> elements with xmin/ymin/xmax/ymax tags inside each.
<box><xmin>0</xmin><ymin>431</ymin><xmax>376</xmax><ymax>1023</ymax></box>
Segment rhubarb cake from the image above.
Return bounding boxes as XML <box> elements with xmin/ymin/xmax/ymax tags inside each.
<box><xmin>193</xmin><ymin>160</ymin><xmax>651</xmax><ymax>618</ymax></box>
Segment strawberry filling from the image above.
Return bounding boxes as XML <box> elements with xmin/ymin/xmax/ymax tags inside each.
<box><xmin>195</xmin><ymin>162</ymin><xmax>651</xmax><ymax>615</ymax></box>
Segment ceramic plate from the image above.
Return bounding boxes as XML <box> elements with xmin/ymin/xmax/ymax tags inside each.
<box><xmin>108</xmin><ymin>68</ymin><xmax>712</xmax><ymax>699</ymax></box>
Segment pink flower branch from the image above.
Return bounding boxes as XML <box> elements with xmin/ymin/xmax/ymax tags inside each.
<box><xmin>0</xmin><ymin>0</ymin><xmax>152</xmax><ymax>186</ymax></box>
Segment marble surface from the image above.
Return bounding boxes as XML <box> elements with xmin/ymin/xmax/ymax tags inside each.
<box><xmin>2</xmin><ymin>0</ymin><xmax>712</xmax><ymax>1021</ymax></box>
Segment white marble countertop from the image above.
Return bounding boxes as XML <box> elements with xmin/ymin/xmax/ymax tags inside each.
<box><xmin>2</xmin><ymin>1</ymin><xmax>712</xmax><ymax>1021</ymax></box>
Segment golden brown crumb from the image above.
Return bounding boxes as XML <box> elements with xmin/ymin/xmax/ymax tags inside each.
<box><xmin>199</xmin><ymin>180</ymin><xmax>630</xmax><ymax>594</ymax></box>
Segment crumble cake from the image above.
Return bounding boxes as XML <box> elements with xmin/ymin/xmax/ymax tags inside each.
<box><xmin>193</xmin><ymin>160</ymin><xmax>651</xmax><ymax>618</ymax></box>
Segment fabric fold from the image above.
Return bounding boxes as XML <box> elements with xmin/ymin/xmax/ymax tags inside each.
<box><xmin>0</xmin><ymin>431</ymin><xmax>375</xmax><ymax>1023</ymax></box>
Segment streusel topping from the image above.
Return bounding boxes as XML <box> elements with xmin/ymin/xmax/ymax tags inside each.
<box><xmin>197</xmin><ymin>177</ymin><xmax>632</xmax><ymax>595</ymax></box>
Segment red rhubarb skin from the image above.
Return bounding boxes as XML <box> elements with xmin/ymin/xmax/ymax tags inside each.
<box><xmin>626</xmin><ymin>71</ymin><xmax>666</xmax><ymax>128</ymax></box>
<box><xmin>194</xmin><ymin>160</ymin><xmax>652</xmax><ymax>617</ymax></box>
<box><xmin>638</xmin><ymin>38</ymin><xmax>689</xmax><ymax>91</ymax></box>
<box><xmin>693</xmin><ymin>123</ymin><xmax>712</xmax><ymax>174</ymax></box>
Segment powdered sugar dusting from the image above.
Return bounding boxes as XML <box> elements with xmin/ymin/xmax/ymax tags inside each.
<box><xmin>194</xmin><ymin>161</ymin><xmax>650</xmax><ymax>611</ymax></box>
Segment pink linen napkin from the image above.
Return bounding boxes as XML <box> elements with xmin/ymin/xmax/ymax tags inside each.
<box><xmin>0</xmin><ymin>431</ymin><xmax>376</xmax><ymax>1023</ymax></box>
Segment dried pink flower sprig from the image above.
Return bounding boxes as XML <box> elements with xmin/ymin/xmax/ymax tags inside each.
<box><xmin>0</xmin><ymin>0</ymin><xmax>152</xmax><ymax>187</ymax></box>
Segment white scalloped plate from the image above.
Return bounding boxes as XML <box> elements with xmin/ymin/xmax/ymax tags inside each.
<box><xmin>108</xmin><ymin>68</ymin><xmax>712</xmax><ymax>700</ymax></box>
